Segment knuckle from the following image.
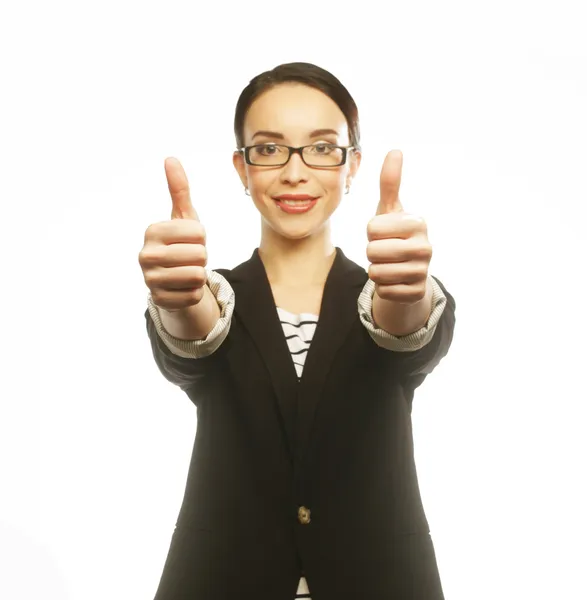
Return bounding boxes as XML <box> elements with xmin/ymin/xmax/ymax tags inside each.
<box><xmin>191</xmin><ymin>244</ymin><xmax>208</xmax><ymax>266</ymax></box>
<box><xmin>143</xmin><ymin>270</ymin><xmax>160</xmax><ymax>288</ymax></box>
<box><xmin>150</xmin><ymin>289</ymin><xmax>164</xmax><ymax>305</ymax></box>
<box><xmin>144</xmin><ymin>269</ymin><xmax>161</xmax><ymax>292</ymax></box>
<box><xmin>144</xmin><ymin>222</ymin><xmax>163</xmax><ymax>241</ymax></box>
<box><xmin>139</xmin><ymin>246</ymin><xmax>151</xmax><ymax>265</ymax></box>
<box><xmin>366</xmin><ymin>218</ymin><xmax>378</xmax><ymax>239</ymax></box>
<box><xmin>188</xmin><ymin>288</ymin><xmax>205</xmax><ymax>303</ymax></box>
<box><xmin>138</xmin><ymin>247</ymin><xmax>159</xmax><ymax>266</ymax></box>
<box><xmin>376</xmin><ymin>285</ymin><xmax>392</xmax><ymax>301</ymax></box>
<box><xmin>191</xmin><ymin>266</ymin><xmax>207</xmax><ymax>285</ymax></box>
<box><xmin>414</xmin><ymin>244</ymin><xmax>433</xmax><ymax>260</ymax></box>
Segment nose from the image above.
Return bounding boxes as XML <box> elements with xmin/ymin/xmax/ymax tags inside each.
<box><xmin>279</xmin><ymin>150</ymin><xmax>309</xmax><ymax>185</ymax></box>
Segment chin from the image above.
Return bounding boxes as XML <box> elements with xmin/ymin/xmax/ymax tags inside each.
<box><xmin>277</xmin><ymin>220</ymin><xmax>331</xmax><ymax>241</ymax></box>
<box><xmin>282</xmin><ymin>231</ymin><xmax>315</xmax><ymax>241</ymax></box>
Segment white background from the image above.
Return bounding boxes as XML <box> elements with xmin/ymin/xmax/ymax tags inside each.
<box><xmin>2</xmin><ymin>1</ymin><xmax>586</xmax><ymax>598</ymax></box>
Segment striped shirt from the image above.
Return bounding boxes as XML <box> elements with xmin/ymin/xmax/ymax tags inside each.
<box><xmin>277</xmin><ymin>307</ymin><xmax>318</xmax><ymax>381</ymax></box>
<box><xmin>148</xmin><ymin>269</ymin><xmax>447</xmax><ymax>599</ymax></box>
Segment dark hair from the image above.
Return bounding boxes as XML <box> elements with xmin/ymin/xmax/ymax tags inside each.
<box><xmin>234</xmin><ymin>62</ymin><xmax>361</xmax><ymax>152</ymax></box>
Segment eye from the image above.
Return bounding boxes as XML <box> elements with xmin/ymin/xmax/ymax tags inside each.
<box><xmin>255</xmin><ymin>144</ymin><xmax>285</xmax><ymax>156</ymax></box>
<box><xmin>308</xmin><ymin>143</ymin><xmax>337</xmax><ymax>154</ymax></box>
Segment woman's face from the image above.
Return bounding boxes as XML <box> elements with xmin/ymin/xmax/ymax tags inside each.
<box><xmin>233</xmin><ymin>83</ymin><xmax>361</xmax><ymax>240</ymax></box>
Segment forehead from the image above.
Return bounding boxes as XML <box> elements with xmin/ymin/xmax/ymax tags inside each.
<box><xmin>243</xmin><ymin>83</ymin><xmax>349</xmax><ymax>141</ymax></box>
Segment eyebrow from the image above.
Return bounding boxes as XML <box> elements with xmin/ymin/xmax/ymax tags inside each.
<box><xmin>251</xmin><ymin>128</ymin><xmax>340</xmax><ymax>141</ymax></box>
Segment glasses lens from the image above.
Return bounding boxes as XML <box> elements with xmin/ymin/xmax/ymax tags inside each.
<box><xmin>248</xmin><ymin>144</ymin><xmax>345</xmax><ymax>166</ymax></box>
<box><xmin>249</xmin><ymin>145</ymin><xmax>290</xmax><ymax>165</ymax></box>
<box><xmin>303</xmin><ymin>144</ymin><xmax>344</xmax><ymax>166</ymax></box>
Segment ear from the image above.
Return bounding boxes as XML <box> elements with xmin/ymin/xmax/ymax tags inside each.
<box><xmin>347</xmin><ymin>149</ymin><xmax>362</xmax><ymax>185</ymax></box>
<box><xmin>233</xmin><ymin>150</ymin><xmax>248</xmax><ymax>189</ymax></box>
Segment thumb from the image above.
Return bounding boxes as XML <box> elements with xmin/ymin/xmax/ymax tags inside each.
<box><xmin>376</xmin><ymin>150</ymin><xmax>404</xmax><ymax>215</ymax></box>
<box><xmin>165</xmin><ymin>157</ymin><xmax>199</xmax><ymax>220</ymax></box>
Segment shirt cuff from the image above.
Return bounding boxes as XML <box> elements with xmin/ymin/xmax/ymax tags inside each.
<box><xmin>147</xmin><ymin>269</ymin><xmax>235</xmax><ymax>359</ymax></box>
<box><xmin>358</xmin><ymin>275</ymin><xmax>447</xmax><ymax>352</ymax></box>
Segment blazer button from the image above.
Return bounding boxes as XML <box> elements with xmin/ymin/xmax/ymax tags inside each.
<box><xmin>298</xmin><ymin>506</ymin><xmax>311</xmax><ymax>525</ymax></box>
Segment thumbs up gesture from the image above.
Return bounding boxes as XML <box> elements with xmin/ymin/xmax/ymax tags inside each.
<box><xmin>139</xmin><ymin>157</ymin><xmax>208</xmax><ymax>311</ymax></box>
<box><xmin>366</xmin><ymin>151</ymin><xmax>432</xmax><ymax>305</ymax></box>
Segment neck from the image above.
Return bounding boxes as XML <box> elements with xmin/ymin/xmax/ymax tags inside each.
<box><xmin>258</xmin><ymin>222</ymin><xmax>336</xmax><ymax>288</ymax></box>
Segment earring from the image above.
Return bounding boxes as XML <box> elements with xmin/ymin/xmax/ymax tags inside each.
<box><xmin>345</xmin><ymin>185</ymin><xmax>350</xmax><ymax>195</ymax></box>
<box><xmin>244</xmin><ymin>187</ymin><xmax>250</xmax><ymax>196</ymax></box>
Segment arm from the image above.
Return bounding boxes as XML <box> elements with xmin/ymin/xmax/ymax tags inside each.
<box><xmin>359</xmin><ymin>274</ymin><xmax>447</xmax><ymax>352</ymax></box>
<box><xmin>148</xmin><ymin>269</ymin><xmax>235</xmax><ymax>360</ymax></box>
<box><xmin>144</xmin><ymin>269</ymin><xmax>235</xmax><ymax>400</ymax></box>
<box><xmin>358</xmin><ymin>274</ymin><xmax>456</xmax><ymax>379</ymax></box>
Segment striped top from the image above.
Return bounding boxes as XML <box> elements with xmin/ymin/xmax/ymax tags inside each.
<box><xmin>277</xmin><ymin>307</ymin><xmax>318</xmax><ymax>381</ymax></box>
<box><xmin>147</xmin><ymin>269</ymin><xmax>448</xmax><ymax>600</ymax></box>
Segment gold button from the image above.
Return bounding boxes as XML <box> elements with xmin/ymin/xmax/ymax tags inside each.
<box><xmin>298</xmin><ymin>506</ymin><xmax>311</xmax><ymax>525</ymax></box>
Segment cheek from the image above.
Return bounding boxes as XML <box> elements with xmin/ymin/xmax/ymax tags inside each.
<box><xmin>318</xmin><ymin>171</ymin><xmax>346</xmax><ymax>194</ymax></box>
<box><xmin>248</xmin><ymin>170</ymin><xmax>275</xmax><ymax>195</ymax></box>
<box><xmin>331</xmin><ymin>174</ymin><xmax>346</xmax><ymax>189</ymax></box>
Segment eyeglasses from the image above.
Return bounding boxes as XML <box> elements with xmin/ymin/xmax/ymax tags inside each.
<box><xmin>238</xmin><ymin>143</ymin><xmax>355</xmax><ymax>167</ymax></box>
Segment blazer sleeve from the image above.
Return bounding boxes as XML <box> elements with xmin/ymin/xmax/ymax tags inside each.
<box><xmin>358</xmin><ymin>274</ymin><xmax>456</xmax><ymax>381</ymax></box>
<box><xmin>144</xmin><ymin>269</ymin><xmax>234</xmax><ymax>394</ymax></box>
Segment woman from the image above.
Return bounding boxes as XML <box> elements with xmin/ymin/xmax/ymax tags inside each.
<box><xmin>139</xmin><ymin>62</ymin><xmax>456</xmax><ymax>600</ymax></box>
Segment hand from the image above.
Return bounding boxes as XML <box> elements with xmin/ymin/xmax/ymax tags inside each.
<box><xmin>366</xmin><ymin>150</ymin><xmax>432</xmax><ymax>305</ymax></box>
<box><xmin>138</xmin><ymin>157</ymin><xmax>208</xmax><ymax>311</ymax></box>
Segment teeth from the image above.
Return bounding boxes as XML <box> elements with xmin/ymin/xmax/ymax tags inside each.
<box><xmin>281</xmin><ymin>199</ymin><xmax>312</xmax><ymax>205</ymax></box>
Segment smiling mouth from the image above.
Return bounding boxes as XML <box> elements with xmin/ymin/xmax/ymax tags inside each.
<box><xmin>273</xmin><ymin>197</ymin><xmax>319</xmax><ymax>214</ymax></box>
<box><xmin>276</xmin><ymin>198</ymin><xmax>316</xmax><ymax>206</ymax></box>
<box><xmin>273</xmin><ymin>194</ymin><xmax>318</xmax><ymax>201</ymax></box>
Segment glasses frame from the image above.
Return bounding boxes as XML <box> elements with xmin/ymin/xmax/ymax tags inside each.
<box><xmin>238</xmin><ymin>143</ymin><xmax>356</xmax><ymax>167</ymax></box>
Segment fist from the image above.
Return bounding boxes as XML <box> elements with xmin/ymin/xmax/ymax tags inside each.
<box><xmin>367</xmin><ymin>151</ymin><xmax>432</xmax><ymax>305</ymax></box>
<box><xmin>138</xmin><ymin>157</ymin><xmax>208</xmax><ymax>311</ymax></box>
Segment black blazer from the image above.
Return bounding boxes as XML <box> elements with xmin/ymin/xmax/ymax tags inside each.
<box><xmin>146</xmin><ymin>247</ymin><xmax>456</xmax><ymax>600</ymax></box>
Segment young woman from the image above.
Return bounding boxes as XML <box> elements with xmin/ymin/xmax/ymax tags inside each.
<box><xmin>139</xmin><ymin>62</ymin><xmax>456</xmax><ymax>600</ymax></box>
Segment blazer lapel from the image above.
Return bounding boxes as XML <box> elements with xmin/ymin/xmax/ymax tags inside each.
<box><xmin>295</xmin><ymin>248</ymin><xmax>368</xmax><ymax>463</ymax></box>
<box><xmin>229</xmin><ymin>250</ymin><xmax>300</xmax><ymax>460</ymax></box>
